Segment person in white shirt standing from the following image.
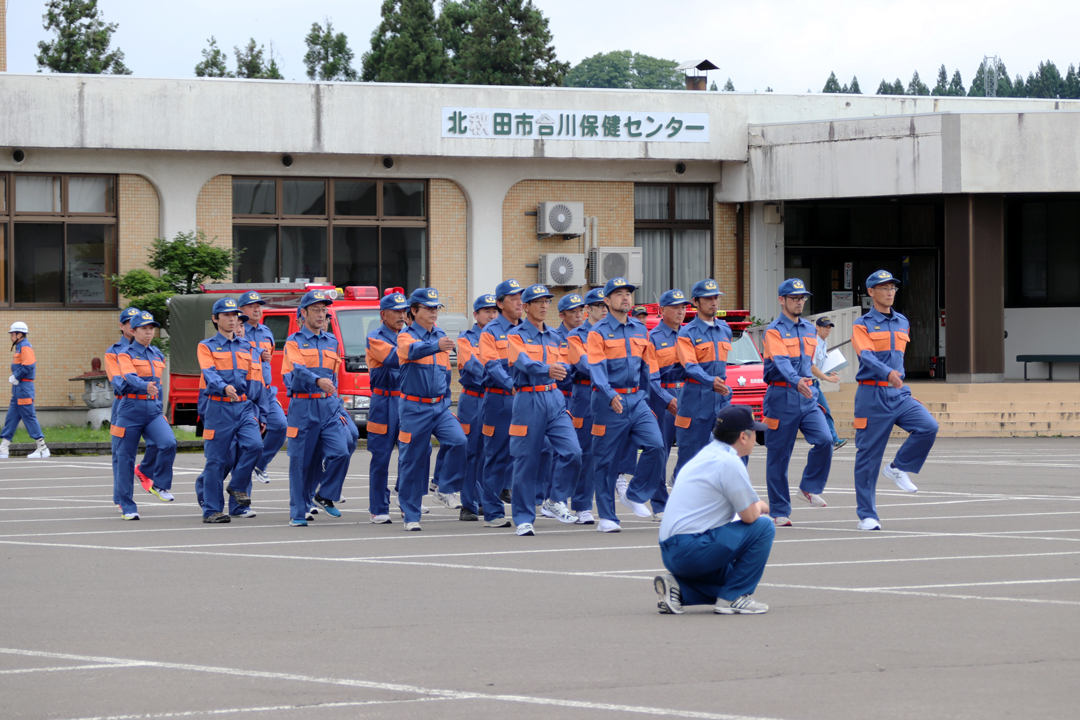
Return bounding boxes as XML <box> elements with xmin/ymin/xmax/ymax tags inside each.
<box><xmin>810</xmin><ymin>317</ymin><xmax>845</xmax><ymax>449</ymax></box>
<box><xmin>654</xmin><ymin>405</ymin><xmax>775</xmax><ymax>615</ymax></box>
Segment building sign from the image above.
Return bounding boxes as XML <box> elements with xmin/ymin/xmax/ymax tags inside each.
<box><xmin>442</xmin><ymin>108</ymin><xmax>709</xmax><ymax>142</ymax></box>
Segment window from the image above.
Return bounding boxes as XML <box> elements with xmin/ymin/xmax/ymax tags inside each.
<box><xmin>232</xmin><ymin>178</ymin><xmax>427</xmax><ymax>289</ymax></box>
<box><xmin>633</xmin><ymin>184</ymin><xmax>712</xmax><ymax>302</ymax></box>
<box><xmin>1006</xmin><ymin>196</ymin><xmax>1080</xmax><ymax>306</ymax></box>
<box><xmin>1</xmin><ymin>174</ymin><xmax>118</xmax><ymax>307</ymax></box>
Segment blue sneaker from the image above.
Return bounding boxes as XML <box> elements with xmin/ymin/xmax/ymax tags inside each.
<box><xmin>289</xmin><ymin>519</ymin><xmax>308</xmax><ymax>527</ymax></box>
<box><xmin>314</xmin><ymin>494</ymin><xmax>341</xmax><ymax>518</ymax></box>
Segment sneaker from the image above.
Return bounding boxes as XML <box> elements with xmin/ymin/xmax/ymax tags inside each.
<box><xmin>0</xmin><ymin>440</ymin><xmax>9</xmax><ymax>459</ymax></box>
<box><xmin>858</xmin><ymin>517</ymin><xmax>882</xmax><ymax>531</ymax></box>
<box><xmin>539</xmin><ymin>502</ymin><xmax>556</xmax><ymax>519</ymax></box>
<box><xmin>149</xmin><ymin>485</ymin><xmax>175</xmax><ymax>503</ymax></box>
<box><xmin>516</xmin><ymin>522</ymin><xmax>536</xmax><ymax>536</ymax></box>
<box><xmin>232</xmin><ymin>508</ymin><xmax>257</xmax><ymax>519</ymax></box>
<box><xmin>428</xmin><ymin>480</ymin><xmax>439</xmax><ymax>493</ymax></box>
<box><xmin>459</xmin><ymin>507</ymin><xmax>479</xmax><ymax>521</ymax></box>
<box><xmin>135</xmin><ymin>464</ymin><xmax>154</xmax><ymax>493</ymax></box>
<box><xmin>305</xmin><ymin>509</ymin><xmax>317</xmax><ymax>521</ymax></box>
<box><xmin>654</xmin><ymin>574</ymin><xmax>684</xmax><ymax>614</ymax></box>
<box><xmin>484</xmin><ymin>517</ymin><xmax>512</xmax><ymax>528</ymax></box>
<box><xmin>575</xmin><ymin>510</ymin><xmax>595</xmax><ymax>525</ymax></box>
<box><xmin>615</xmin><ymin>473</ymin><xmax>630</xmax><ymax>499</ymax></box>
<box><xmin>226</xmin><ymin>488</ymin><xmax>252</xmax><ymax>507</ymax></box>
<box><xmin>28</xmin><ymin>445</ymin><xmax>50</xmax><ymax>459</ymax></box>
<box><xmin>715</xmin><ymin>595</ymin><xmax>769</xmax><ymax>615</ymax></box>
<box><xmin>499</xmin><ymin>489</ymin><xmax>512</xmax><ymax>504</ymax></box>
<box><xmin>597</xmin><ymin>519</ymin><xmax>621</xmax><ymax>533</ymax></box>
<box><xmin>433</xmin><ymin>490</ymin><xmax>461</xmax><ymax>509</ymax></box>
<box><xmin>773</xmin><ymin>516</ymin><xmax>793</xmax><ymax>527</ymax></box>
<box><xmin>882</xmin><ymin>463</ymin><xmax>918</xmax><ymax>492</ymax></box>
<box><xmin>203</xmin><ymin>512</ymin><xmax>231</xmax><ymax>524</ymax></box>
<box><xmin>396</xmin><ymin>501</ymin><xmax>429</xmax><ymax>516</ymax></box>
<box><xmin>652</xmin><ymin>511</ymin><xmax>664</xmax><ymax>523</ymax></box>
<box><xmin>618</xmin><ymin>493</ymin><xmax>653</xmax><ymax>519</ymax></box>
<box><xmin>289</xmin><ymin>519</ymin><xmax>308</xmax><ymax>527</ymax></box>
<box><xmin>404</xmin><ymin>521</ymin><xmax>422</xmax><ymax>531</ymax></box>
<box><xmin>120</xmin><ymin>511</ymin><xmax>140</xmax><ymax>521</ymax></box>
<box><xmin>253</xmin><ymin>467</ymin><xmax>270</xmax><ymax>484</ymax></box>
<box><xmin>797</xmin><ymin>489</ymin><xmax>826</xmax><ymax>508</ymax></box>
<box><xmin>314</xmin><ymin>494</ymin><xmax>342</xmax><ymax>518</ymax></box>
<box><xmin>542</xmin><ymin>499</ymin><xmax>577</xmax><ymax>524</ymax></box>
<box><xmin>833</xmin><ymin>439</ymin><xmax>848</xmax><ymax>450</ymax></box>
<box><xmin>370</xmin><ymin>514</ymin><xmax>392</xmax><ymax>524</ymax></box>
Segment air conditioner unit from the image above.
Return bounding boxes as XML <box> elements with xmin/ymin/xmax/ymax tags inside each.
<box><xmin>537</xmin><ymin>201</ymin><xmax>585</xmax><ymax>236</ymax></box>
<box><xmin>589</xmin><ymin>247</ymin><xmax>643</xmax><ymax>286</ymax></box>
<box><xmin>538</xmin><ymin>253</ymin><xmax>587</xmax><ymax>286</ymax></box>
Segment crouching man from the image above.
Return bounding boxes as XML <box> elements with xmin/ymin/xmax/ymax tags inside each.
<box><xmin>653</xmin><ymin>405</ymin><xmax>775</xmax><ymax>615</ymax></box>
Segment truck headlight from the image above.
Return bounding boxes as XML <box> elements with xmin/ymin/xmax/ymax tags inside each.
<box><xmin>343</xmin><ymin>395</ymin><xmax>369</xmax><ymax>409</ymax></box>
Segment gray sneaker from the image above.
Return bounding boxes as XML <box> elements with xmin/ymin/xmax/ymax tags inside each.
<box><xmin>433</xmin><ymin>490</ymin><xmax>461</xmax><ymax>509</ymax></box>
<box><xmin>541</xmin><ymin>499</ymin><xmax>576</xmax><ymax>524</ymax></box>
<box><xmin>715</xmin><ymin>595</ymin><xmax>769</xmax><ymax>615</ymax></box>
<box><xmin>484</xmin><ymin>517</ymin><xmax>512</xmax><ymax>528</ymax></box>
<box><xmin>654</xmin><ymin>574</ymin><xmax>683</xmax><ymax>614</ymax></box>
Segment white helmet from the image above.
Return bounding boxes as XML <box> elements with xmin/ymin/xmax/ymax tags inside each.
<box><xmin>9</xmin><ymin>322</ymin><xmax>28</xmax><ymax>334</ymax></box>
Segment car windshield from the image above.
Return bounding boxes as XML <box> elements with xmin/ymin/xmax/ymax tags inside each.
<box><xmin>727</xmin><ymin>333</ymin><xmax>762</xmax><ymax>365</ymax></box>
<box><xmin>334</xmin><ymin>309</ymin><xmax>382</xmax><ymax>357</ymax></box>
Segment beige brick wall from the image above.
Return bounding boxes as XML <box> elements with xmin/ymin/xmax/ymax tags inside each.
<box><xmin>118</xmin><ymin>174</ymin><xmax>161</xmax><ymax>274</ymax></box>
<box><xmin>714</xmin><ymin>202</ymin><xmax>750</xmax><ymax>311</ymax></box>
<box><xmin>196</xmin><ymin>175</ymin><xmax>233</xmax><ymax>253</ymax></box>
<box><xmin>428</xmin><ymin>179</ymin><xmax>468</xmax><ymax>315</ymax></box>
<box><xmin>0</xmin><ymin>0</ymin><xmax>7</xmax><ymax>74</ymax></box>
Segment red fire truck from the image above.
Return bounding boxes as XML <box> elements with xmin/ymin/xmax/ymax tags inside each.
<box><xmin>638</xmin><ymin>305</ymin><xmax>766</xmax><ymax>419</ymax></box>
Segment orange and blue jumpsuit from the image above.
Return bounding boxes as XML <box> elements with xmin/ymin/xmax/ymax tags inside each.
<box><xmin>396</xmin><ymin>322</ymin><xmax>467</xmax><ymax>522</ymax></box>
<box><xmin>506</xmin><ymin>320</ymin><xmax>582</xmax><ymax>526</ymax></box>
<box><xmin>283</xmin><ymin>326</ymin><xmax>351</xmax><ymax>523</ymax></box>
<box><xmin>566</xmin><ymin>320</ymin><xmax>597</xmax><ymax>513</ymax></box>
<box><xmin>673</xmin><ymin>316</ymin><xmax>733</xmax><ymax>479</ymax></box>
<box><xmin>2</xmin><ymin>338</ymin><xmax>42</xmax><ymax>442</ymax></box>
<box><xmin>587</xmin><ymin>313</ymin><xmax>666</xmax><ymax>525</ymax></box>
<box><xmin>641</xmin><ymin>321</ymin><xmax>684</xmax><ymax>512</ymax></box>
<box><xmin>456</xmin><ymin>324</ymin><xmax>487</xmax><ymax>515</ymax></box>
<box><xmin>762</xmin><ymin>315</ymin><xmax>833</xmax><ymax>519</ymax></box>
<box><xmin>104</xmin><ymin>336</ymin><xmax>157</xmax><ymax>485</ymax></box>
<box><xmin>113</xmin><ymin>341</ymin><xmax>177</xmax><ymax>515</ymax></box>
<box><xmin>366</xmin><ymin>321</ymin><xmax>402</xmax><ymax>518</ymax></box>
<box><xmin>246</xmin><ymin>320</ymin><xmax>288</xmax><ymax>476</ymax></box>
<box><xmin>198</xmin><ymin>332</ymin><xmax>265</xmax><ymax>519</ymax></box>
<box><xmin>478</xmin><ymin>314</ymin><xmax>520</xmax><ymax>522</ymax></box>
<box><xmin>852</xmin><ymin>308</ymin><xmax>939</xmax><ymax>521</ymax></box>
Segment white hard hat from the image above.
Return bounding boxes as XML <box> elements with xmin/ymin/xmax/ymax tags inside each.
<box><xmin>9</xmin><ymin>322</ymin><xmax>28</xmax><ymax>334</ymax></box>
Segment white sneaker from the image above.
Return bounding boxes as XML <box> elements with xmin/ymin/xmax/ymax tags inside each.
<box><xmin>433</xmin><ymin>490</ymin><xmax>461</xmax><ymax>509</ymax></box>
<box><xmin>253</xmin><ymin>467</ymin><xmax>269</xmax><ymax>484</ymax></box>
<box><xmin>370</xmin><ymin>514</ymin><xmax>392</xmax><ymax>524</ymax></box>
<box><xmin>882</xmin><ymin>464</ymin><xmax>918</xmax><ymax>492</ymax></box>
<box><xmin>305</xmin><ymin>508</ymin><xmax>317</xmax><ymax>521</ymax></box>
<box><xmin>858</xmin><ymin>517</ymin><xmax>882</xmax><ymax>531</ymax></box>
<box><xmin>797</xmin><ymin>489</ymin><xmax>827</xmax><ymax>507</ymax></box>
<box><xmin>773</xmin><ymin>516</ymin><xmax>793</xmax><ymax>527</ymax></box>
<box><xmin>0</xmin><ymin>439</ymin><xmax>10</xmax><ymax>459</ymax></box>
<box><xmin>149</xmin><ymin>486</ymin><xmax>174</xmax><ymax>502</ymax></box>
<box><xmin>233</xmin><ymin>508</ymin><xmax>257</xmax><ymax>519</ymax></box>
<box><xmin>652</xmin><ymin>511</ymin><xmax>664</xmax><ymax>523</ymax></box>
<box><xmin>539</xmin><ymin>502</ymin><xmax>556</xmax><ymax>519</ymax></box>
<box><xmin>428</xmin><ymin>480</ymin><xmax>439</xmax><ymax>493</ymax></box>
<box><xmin>404</xmin><ymin>521</ymin><xmax>422</xmax><ymax>531</ymax></box>
<box><xmin>715</xmin><ymin>594</ymin><xmax>769</xmax><ymax>615</ymax></box>
<box><xmin>597</xmin><ymin>519</ymin><xmax>621</xmax><ymax>533</ymax></box>
<box><xmin>618</xmin><ymin>493</ymin><xmax>653</xmax><ymax>518</ymax></box>
<box><xmin>28</xmin><ymin>440</ymin><xmax>50</xmax><ymax>459</ymax></box>
<box><xmin>120</xmin><ymin>511</ymin><xmax>140</xmax><ymax>521</ymax></box>
<box><xmin>516</xmin><ymin>522</ymin><xmax>536</xmax><ymax>536</ymax></box>
<box><xmin>575</xmin><ymin>510</ymin><xmax>595</xmax><ymax>525</ymax></box>
<box><xmin>654</xmin><ymin>574</ymin><xmax>684</xmax><ymax>615</ymax></box>
<box><xmin>541</xmin><ymin>499</ymin><xmax>576</xmax><ymax>524</ymax></box>
<box><xmin>615</xmin><ymin>473</ymin><xmax>631</xmax><ymax>499</ymax></box>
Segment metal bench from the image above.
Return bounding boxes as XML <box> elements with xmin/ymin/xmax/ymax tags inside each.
<box><xmin>1016</xmin><ymin>354</ymin><xmax>1080</xmax><ymax>381</ymax></box>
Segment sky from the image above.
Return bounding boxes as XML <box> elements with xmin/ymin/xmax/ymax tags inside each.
<box><xmin>7</xmin><ymin>0</ymin><xmax>1080</xmax><ymax>93</ymax></box>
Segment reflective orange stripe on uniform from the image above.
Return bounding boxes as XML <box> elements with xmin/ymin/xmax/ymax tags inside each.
<box><xmin>18</xmin><ymin>347</ymin><xmax>36</xmax><ymax>365</ymax></box>
<box><xmin>479</xmin><ymin>332</ymin><xmax>508</xmax><ymax>365</ymax></box>
<box><xmin>567</xmin><ymin>335</ymin><xmax>587</xmax><ymax>366</ymax></box>
<box><xmin>508</xmin><ymin>335</ymin><xmax>545</xmax><ymax>365</ymax></box>
<box><xmin>367</xmin><ymin>338</ymin><xmax>394</xmax><ymax>369</ymax></box>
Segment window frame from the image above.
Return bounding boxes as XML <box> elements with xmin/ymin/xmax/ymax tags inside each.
<box><xmin>633</xmin><ymin>183</ymin><xmax>714</xmax><ymax>296</ymax></box>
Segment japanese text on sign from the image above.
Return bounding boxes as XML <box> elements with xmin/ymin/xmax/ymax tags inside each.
<box><xmin>442</xmin><ymin>108</ymin><xmax>710</xmax><ymax>143</ymax></box>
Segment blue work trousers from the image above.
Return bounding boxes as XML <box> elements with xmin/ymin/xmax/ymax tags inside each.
<box><xmin>2</xmin><ymin>396</ymin><xmax>43</xmax><ymax>441</ymax></box>
<box><xmin>258</xmin><ymin>395</ymin><xmax>288</xmax><ymax>473</ymax></box>
<box><xmin>112</xmin><ymin>400</ymin><xmax>177</xmax><ymax>515</ymax></box>
<box><xmin>195</xmin><ymin>440</ymin><xmax>252</xmax><ymax>516</ymax></box>
<box><xmin>480</xmin><ymin>393</ymin><xmax>514</xmax><ymax>521</ymax></box>
<box><xmin>764</xmin><ymin>387</ymin><xmax>833</xmax><ymax>518</ymax></box>
<box><xmin>569</xmin><ymin>417</ymin><xmax>594</xmax><ymax>513</ymax></box>
<box><xmin>674</xmin><ymin>408</ymin><xmax>729</xmax><ymax>481</ymax></box>
<box><xmin>814</xmin><ymin>381</ymin><xmax>840</xmax><ymax>444</ymax></box>
<box><xmin>398</xmin><ymin>402</ymin><xmax>466</xmax><ymax>523</ymax></box>
<box><xmin>457</xmin><ymin>391</ymin><xmax>486</xmax><ymax>514</ymax></box>
<box><xmin>287</xmin><ymin>397</ymin><xmax>351</xmax><ymax>523</ymax></box>
<box><xmin>590</xmin><ymin>391</ymin><xmax>664</xmax><ymax>525</ymax></box>
<box><xmin>509</xmin><ymin>390</ymin><xmax>582</xmax><ymax>526</ymax></box>
<box><xmin>309</xmin><ymin>413</ymin><xmax>357</xmax><ymax>505</ymax></box>
<box><xmin>110</xmin><ymin>396</ymin><xmax>160</xmax><ymax>486</ymax></box>
<box><xmin>660</xmin><ymin>517</ymin><xmax>776</xmax><ymax>605</ymax></box>
<box><xmin>632</xmin><ymin>398</ymin><xmax>676</xmax><ymax>513</ymax></box>
<box><xmin>853</xmin><ymin>386</ymin><xmax>939</xmax><ymax>520</ymax></box>
<box><xmin>202</xmin><ymin>401</ymin><xmax>261</xmax><ymax>518</ymax></box>
<box><xmin>366</xmin><ymin>394</ymin><xmax>399</xmax><ymax>517</ymax></box>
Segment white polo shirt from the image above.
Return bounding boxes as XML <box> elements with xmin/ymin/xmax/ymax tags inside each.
<box><xmin>659</xmin><ymin>440</ymin><xmax>760</xmax><ymax>542</ymax></box>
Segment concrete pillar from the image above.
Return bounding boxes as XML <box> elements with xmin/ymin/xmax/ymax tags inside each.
<box><xmin>944</xmin><ymin>194</ymin><xmax>1005</xmax><ymax>382</ymax></box>
<box><xmin>748</xmin><ymin>202</ymin><xmax>785</xmax><ymax>320</ymax></box>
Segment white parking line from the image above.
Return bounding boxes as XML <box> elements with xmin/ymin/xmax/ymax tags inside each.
<box><xmin>761</xmin><ymin>582</ymin><xmax>1080</xmax><ymax>606</ymax></box>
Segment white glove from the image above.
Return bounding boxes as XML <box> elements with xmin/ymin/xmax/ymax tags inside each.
<box><xmin>8</xmin><ymin>375</ymin><xmax>16</xmax><ymax>386</ymax></box>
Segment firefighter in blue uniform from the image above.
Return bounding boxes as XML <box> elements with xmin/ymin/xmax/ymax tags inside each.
<box><xmin>196</xmin><ymin>299</ymin><xmax>265</xmax><ymax>523</ymax></box>
<box><xmin>105</xmin><ymin>308</ymin><xmax>158</xmax><ymax>494</ymax></box>
<box><xmin>478</xmin><ymin>279</ymin><xmax>525</xmax><ymax>528</ymax></box>
<box><xmin>505</xmin><ymin>284</ymin><xmax>582</xmax><ymax>535</ymax></box>
<box><xmin>395</xmin><ymin>287</ymin><xmax>467</xmax><ymax>531</ymax></box>
<box><xmin>565</xmin><ymin>288</ymin><xmax>607</xmax><ymax>524</ymax></box>
<box><xmin>587</xmin><ymin>277</ymin><xmax>667</xmax><ymax>533</ymax></box>
<box><xmin>238</xmin><ymin>290</ymin><xmax>288</xmax><ymax>485</ymax></box>
<box><xmin>1</xmin><ymin>322</ymin><xmax>49</xmax><ymax>459</ymax></box>
<box><xmin>282</xmin><ymin>290</ymin><xmax>351</xmax><ymax>526</ymax></box>
<box><xmin>456</xmin><ymin>294</ymin><xmax>500</xmax><ymax>521</ymax></box>
<box><xmin>366</xmin><ymin>291</ymin><xmax>409</xmax><ymax>524</ymax></box>
<box><xmin>761</xmin><ymin>278</ymin><xmax>834</xmax><ymax>526</ymax></box>
<box><xmin>673</xmin><ymin>279</ymin><xmax>733</xmax><ymax>479</ymax></box>
<box><xmin>852</xmin><ymin>270</ymin><xmax>938</xmax><ymax>530</ymax></box>
<box><xmin>112</xmin><ymin>312</ymin><xmax>178</xmax><ymax>519</ymax></box>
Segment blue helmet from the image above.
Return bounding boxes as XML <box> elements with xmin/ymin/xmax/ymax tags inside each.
<box><xmin>119</xmin><ymin>307</ymin><xmax>142</xmax><ymax>324</ymax></box>
<box><xmin>473</xmin><ymin>294</ymin><xmax>498</xmax><ymax>312</ymax></box>
<box><xmin>237</xmin><ymin>290</ymin><xmax>266</xmax><ymax>307</ymax></box>
<box><xmin>602</xmin><ymin>277</ymin><xmax>636</xmax><ymax>296</ymax></box>
<box><xmin>409</xmin><ymin>287</ymin><xmax>443</xmax><ymax>308</ymax></box>
<box><xmin>583</xmin><ymin>288</ymin><xmax>606</xmax><ymax>305</ymax></box>
<box><xmin>777</xmin><ymin>278</ymin><xmax>812</xmax><ymax>297</ymax></box>
<box><xmin>130</xmin><ymin>311</ymin><xmax>160</xmax><ymax>329</ymax></box>
<box><xmin>521</xmin><ymin>284</ymin><xmax>555</xmax><ymax>304</ymax></box>
<box><xmin>380</xmin><ymin>291</ymin><xmax>409</xmax><ymax>311</ymax></box>
<box><xmin>658</xmin><ymin>289</ymin><xmax>690</xmax><ymax>307</ymax></box>
<box><xmin>211</xmin><ymin>297</ymin><xmax>241</xmax><ymax>315</ymax></box>
<box><xmin>495</xmin><ymin>279</ymin><xmax>525</xmax><ymax>298</ymax></box>
<box><xmin>866</xmin><ymin>269</ymin><xmax>900</xmax><ymax>289</ymax></box>
<box><xmin>691</xmin><ymin>279</ymin><xmax>724</xmax><ymax>298</ymax></box>
<box><xmin>557</xmin><ymin>293</ymin><xmax>585</xmax><ymax>312</ymax></box>
<box><xmin>299</xmin><ymin>289</ymin><xmax>335</xmax><ymax>309</ymax></box>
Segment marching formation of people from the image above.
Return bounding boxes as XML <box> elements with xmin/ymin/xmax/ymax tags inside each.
<box><xmin>3</xmin><ymin>268</ymin><xmax>938</xmax><ymax>612</ymax></box>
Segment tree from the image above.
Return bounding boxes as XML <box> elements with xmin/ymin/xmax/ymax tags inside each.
<box><xmin>765</xmin><ymin>86</ymin><xmax>773</xmax><ymax>92</ymax></box>
<box><xmin>848</xmin><ymin>76</ymin><xmax>862</xmax><ymax>94</ymax></box>
<box><xmin>709</xmin><ymin>80</ymin><xmax>718</xmax><ymax>91</ymax></box>
<box><xmin>233</xmin><ymin>39</ymin><xmax>283</xmax><ymax>79</ymax></box>
<box><xmin>194</xmin><ymin>36</ymin><xmax>232</xmax><ymax>78</ymax></box>
<box><xmin>891</xmin><ymin>78</ymin><xmax>904</xmax><ymax>94</ymax></box>
<box><xmin>362</xmin><ymin>0</ymin><xmax>449</xmax><ymax>83</ymax></box>
<box><xmin>564</xmin><ymin>50</ymin><xmax>681</xmax><ymax>90</ymax></box>
<box><xmin>442</xmin><ymin>0</ymin><xmax>569</xmax><ymax>86</ymax></box>
<box><xmin>303</xmin><ymin>18</ymin><xmax>359</xmax><ymax>81</ymax></box>
<box><xmin>931</xmin><ymin>64</ymin><xmax>949</xmax><ymax>95</ymax></box>
<box><xmin>907</xmin><ymin>70</ymin><xmax>930</xmax><ymax>95</ymax></box>
<box><xmin>947</xmin><ymin>70</ymin><xmax>965</xmax><ymax>96</ymax></box>
<box><xmin>110</xmin><ymin>231</ymin><xmax>241</xmax><ymax>334</ymax></box>
<box><xmin>722</xmin><ymin>78</ymin><xmax>735</xmax><ymax>91</ymax></box>
<box><xmin>35</xmin><ymin>0</ymin><xmax>131</xmax><ymax>74</ymax></box>
<box><xmin>822</xmin><ymin>71</ymin><xmax>842</xmax><ymax>93</ymax></box>
<box><xmin>1027</xmin><ymin>60</ymin><xmax>1064</xmax><ymax>98</ymax></box>
<box><xmin>876</xmin><ymin>78</ymin><xmax>893</xmax><ymax>94</ymax></box>
<box><xmin>1065</xmin><ymin>64</ymin><xmax>1080</xmax><ymax>100</ymax></box>
<box><xmin>968</xmin><ymin>58</ymin><xmax>1011</xmax><ymax>97</ymax></box>
<box><xmin>1012</xmin><ymin>73</ymin><xmax>1027</xmax><ymax>97</ymax></box>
